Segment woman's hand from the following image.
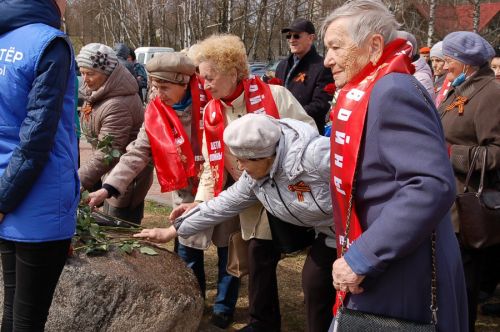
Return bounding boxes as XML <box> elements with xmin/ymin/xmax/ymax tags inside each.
<box><xmin>88</xmin><ymin>188</ymin><xmax>109</xmax><ymax>210</ymax></box>
<box><xmin>0</xmin><ymin>212</ymin><xmax>4</xmax><ymax>223</ymax></box>
<box><xmin>169</xmin><ymin>202</ymin><xmax>200</xmax><ymax>223</ymax></box>
<box><xmin>133</xmin><ymin>226</ymin><xmax>177</xmax><ymax>243</ymax></box>
<box><xmin>332</xmin><ymin>257</ymin><xmax>365</xmax><ymax>295</ymax></box>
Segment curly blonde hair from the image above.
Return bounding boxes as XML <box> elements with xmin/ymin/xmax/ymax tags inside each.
<box><xmin>194</xmin><ymin>34</ymin><xmax>250</xmax><ymax>81</ymax></box>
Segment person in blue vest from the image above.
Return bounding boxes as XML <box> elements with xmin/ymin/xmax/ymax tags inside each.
<box><xmin>0</xmin><ymin>0</ymin><xmax>78</xmax><ymax>330</ymax></box>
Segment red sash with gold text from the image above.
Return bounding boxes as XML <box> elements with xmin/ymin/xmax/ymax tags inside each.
<box><xmin>330</xmin><ymin>39</ymin><xmax>414</xmax><ymax>313</ymax></box>
<box><xmin>204</xmin><ymin>75</ymin><xmax>280</xmax><ymax>196</ymax></box>
<box><xmin>144</xmin><ymin>75</ymin><xmax>210</xmax><ymax>192</ymax></box>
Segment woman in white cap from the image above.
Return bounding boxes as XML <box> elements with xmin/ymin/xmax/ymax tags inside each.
<box><xmin>135</xmin><ymin>113</ymin><xmax>336</xmax><ymax>332</ymax></box>
<box><xmin>439</xmin><ymin>31</ymin><xmax>500</xmax><ymax>332</ymax></box>
<box><xmin>77</xmin><ymin>43</ymin><xmax>152</xmax><ymax>224</ymax></box>
<box><xmin>430</xmin><ymin>41</ymin><xmax>448</xmax><ymax>96</ymax></box>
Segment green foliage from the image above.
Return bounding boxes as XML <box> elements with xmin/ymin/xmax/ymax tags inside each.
<box><xmin>84</xmin><ymin>133</ymin><xmax>121</xmax><ymax>166</ymax></box>
<box><xmin>74</xmin><ymin>191</ymin><xmax>157</xmax><ymax>256</ymax></box>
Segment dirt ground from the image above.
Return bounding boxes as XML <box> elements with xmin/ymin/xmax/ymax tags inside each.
<box><xmin>142</xmin><ymin>201</ymin><xmax>500</xmax><ymax>332</ymax></box>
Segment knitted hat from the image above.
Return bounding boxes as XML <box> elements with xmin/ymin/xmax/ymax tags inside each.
<box><xmin>430</xmin><ymin>41</ymin><xmax>444</xmax><ymax>60</ymax></box>
<box><xmin>443</xmin><ymin>31</ymin><xmax>495</xmax><ymax>66</ymax></box>
<box><xmin>76</xmin><ymin>43</ymin><xmax>118</xmax><ymax>76</ymax></box>
<box><xmin>146</xmin><ymin>52</ymin><xmax>196</xmax><ymax>84</ymax></box>
<box><xmin>223</xmin><ymin>114</ymin><xmax>281</xmax><ymax>159</ymax></box>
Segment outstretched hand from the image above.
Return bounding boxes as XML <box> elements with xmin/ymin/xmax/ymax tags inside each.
<box><xmin>88</xmin><ymin>188</ymin><xmax>109</xmax><ymax>210</ymax></box>
<box><xmin>169</xmin><ymin>202</ymin><xmax>200</xmax><ymax>223</ymax></box>
<box><xmin>133</xmin><ymin>225</ymin><xmax>178</xmax><ymax>243</ymax></box>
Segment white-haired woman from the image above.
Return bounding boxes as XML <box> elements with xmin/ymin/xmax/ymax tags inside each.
<box><xmin>322</xmin><ymin>0</ymin><xmax>467</xmax><ymax>330</ymax></box>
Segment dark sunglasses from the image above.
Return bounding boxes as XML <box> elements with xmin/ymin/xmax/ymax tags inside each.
<box><xmin>285</xmin><ymin>33</ymin><xmax>302</xmax><ymax>40</ymax></box>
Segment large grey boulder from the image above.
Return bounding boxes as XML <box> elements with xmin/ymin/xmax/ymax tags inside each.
<box><xmin>0</xmin><ymin>248</ymin><xmax>204</xmax><ymax>332</ymax></box>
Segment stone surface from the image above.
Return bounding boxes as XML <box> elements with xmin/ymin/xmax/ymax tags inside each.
<box><xmin>0</xmin><ymin>248</ymin><xmax>203</xmax><ymax>332</ymax></box>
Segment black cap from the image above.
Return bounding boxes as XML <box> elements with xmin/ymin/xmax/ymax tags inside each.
<box><xmin>495</xmin><ymin>46</ymin><xmax>500</xmax><ymax>58</ymax></box>
<box><xmin>281</xmin><ymin>18</ymin><xmax>315</xmax><ymax>34</ymax></box>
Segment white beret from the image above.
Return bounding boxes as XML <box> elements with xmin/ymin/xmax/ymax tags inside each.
<box><xmin>223</xmin><ymin>113</ymin><xmax>281</xmax><ymax>159</ymax></box>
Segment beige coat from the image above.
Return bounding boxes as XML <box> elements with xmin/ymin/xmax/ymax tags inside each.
<box><xmin>79</xmin><ymin>64</ymin><xmax>153</xmax><ymax>208</ymax></box>
<box><xmin>439</xmin><ymin>65</ymin><xmax>500</xmax><ymax>231</ymax></box>
<box><xmin>195</xmin><ymin>84</ymin><xmax>316</xmax><ymax>241</ymax></box>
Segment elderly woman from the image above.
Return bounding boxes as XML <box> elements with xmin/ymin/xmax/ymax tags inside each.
<box><xmin>86</xmin><ymin>52</ymin><xmax>232</xmax><ymax>327</ymax></box>
<box><xmin>135</xmin><ymin>113</ymin><xmax>336</xmax><ymax>332</ymax></box>
<box><xmin>168</xmin><ymin>34</ymin><xmax>315</xmax><ymax>331</ymax></box>
<box><xmin>430</xmin><ymin>41</ymin><xmax>448</xmax><ymax>96</ymax></box>
<box><xmin>438</xmin><ymin>31</ymin><xmax>499</xmax><ymax>331</ymax></box>
<box><xmin>77</xmin><ymin>43</ymin><xmax>152</xmax><ymax>224</ymax></box>
<box><xmin>322</xmin><ymin>0</ymin><xmax>467</xmax><ymax>330</ymax></box>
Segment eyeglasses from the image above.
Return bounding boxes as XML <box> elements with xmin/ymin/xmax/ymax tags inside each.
<box><xmin>285</xmin><ymin>33</ymin><xmax>302</xmax><ymax>40</ymax></box>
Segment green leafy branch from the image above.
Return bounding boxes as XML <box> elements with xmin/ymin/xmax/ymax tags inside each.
<box><xmin>83</xmin><ymin>132</ymin><xmax>121</xmax><ymax>166</ymax></box>
<box><xmin>74</xmin><ymin>191</ymin><xmax>158</xmax><ymax>256</ymax></box>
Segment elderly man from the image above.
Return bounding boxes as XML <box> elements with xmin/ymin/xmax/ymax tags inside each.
<box><xmin>275</xmin><ymin>18</ymin><xmax>334</xmax><ymax>134</ymax></box>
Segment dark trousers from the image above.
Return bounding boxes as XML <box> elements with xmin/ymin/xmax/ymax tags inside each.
<box><xmin>0</xmin><ymin>239</ymin><xmax>70</xmax><ymax>332</ymax></box>
<box><xmin>462</xmin><ymin>246</ymin><xmax>482</xmax><ymax>332</ymax></box>
<box><xmin>248</xmin><ymin>238</ymin><xmax>281</xmax><ymax>331</ymax></box>
<box><xmin>302</xmin><ymin>234</ymin><xmax>337</xmax><ymax>332</ymax></box>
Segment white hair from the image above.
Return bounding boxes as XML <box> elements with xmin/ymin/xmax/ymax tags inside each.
<box><xmin>321</xmin><ymin>0</ymin><xmax>400</xmax><ymax>46</ymax></box>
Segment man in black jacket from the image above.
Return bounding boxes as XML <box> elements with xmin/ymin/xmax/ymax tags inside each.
<box><xmin>275</xmin><ymin>18</ymin><xmax>334</xmax><ymax>134</ymax></box>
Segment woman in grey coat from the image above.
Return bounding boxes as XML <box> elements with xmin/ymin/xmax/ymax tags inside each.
<box><xmin>135</xmin><ymin>113</ymin><xmax>336</xmax><ymax>332</ymax></box>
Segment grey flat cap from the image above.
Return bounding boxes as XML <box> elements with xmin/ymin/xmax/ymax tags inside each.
<box><xmin>223</xmin><ymin>113</ymin><xmax>281</xmax><ymax>159</ymax></box>
<box><xmin>146</xmin><ymin>52</ymin><xmax>195</xmax><ymax>84</ymax></box>
<box><xmin>443</xmin><ymin>31</ymin><xmax>495</xmax><ymax>66</ymax></box>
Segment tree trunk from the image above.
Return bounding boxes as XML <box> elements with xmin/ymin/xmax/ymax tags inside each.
<box><xmin>249</xmin><ymin>0</ymin><xmax>268</xmax><ymax>60</ymax></box>
<box><xmin>427</xmin><ymin>0</ymin><xmax>436</xmax><ymax>47</ymax></box>
<box><xmin>471</xmin><ymin>0</ymin><xmax>480</xmax><ymax>33</ymax></box>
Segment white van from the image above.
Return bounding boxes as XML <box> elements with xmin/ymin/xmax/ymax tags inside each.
<box><xmin>134</xmin><ymin>47</ymin><xmax>174</xmax><ymax>66</ymax></box>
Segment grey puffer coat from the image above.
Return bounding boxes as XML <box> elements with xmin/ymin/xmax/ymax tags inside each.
<box><xmin>175</xmin><ymin>118</ymin><xmax>335</xmax><ymax>248</ymax></box>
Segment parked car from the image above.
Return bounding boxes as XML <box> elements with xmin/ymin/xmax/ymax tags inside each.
<box><xmin>249</xmin><ymin>62</ymin><xmax>268</xmax><ymax>77</ymax></box>
<box><xmin>134</xmin><ymin>47</ymin><xmax>174</xmax><ymax>66</ymax></box>
<box><xmin>262</xmin><ymin>59</ymin><xmax>283</xmax><ymax>81</ymax></box>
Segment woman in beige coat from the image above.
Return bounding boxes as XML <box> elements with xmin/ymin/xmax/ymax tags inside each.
<box><xmin>77</xmin><ymin>43</ymin><xmax>152</xmax><ymax>224</ymax></box>
<box><xmin>169</xmin><ymin>34</ymin><xmax>315</xmax><ymax>331</ymax></box>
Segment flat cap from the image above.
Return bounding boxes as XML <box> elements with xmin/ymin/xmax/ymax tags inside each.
<box><xmin>77</xmin><ymin>43</ymin><xmax>118</xmax><ymax>76</ymax></box>
<box><xmin>443</xmin><ymin>31</ymin><xmax>495</xmax><ymax>66</ymax></box>
<box><xmin>146</xmin><ymin>52</ymin><xmax>196</xmax><ymax>84</ymax></box>
<box><xmin>430</xmin><ymin>41</ymin><xmax>444</xmax><ymax>60</ymax></box>
<box><xmin>281</xmin><ymin>18</ymin><xmax>315</xmax><ymax>34</ymax></box>
<box><xmin>223</xmin><ymin>114</ymin><xmax>281</xmax><ymax>159</ymax></box>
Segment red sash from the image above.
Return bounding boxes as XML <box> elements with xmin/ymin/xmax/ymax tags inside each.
<box><xmin>144</xmin><ymin>75</ymin><xmax>210</xmax><ymax>193</ymax></box>
<box><xmin>330</xmin><ymin>39</ymin><xmax>414</xmax><ymax>313</ymax></box>
<box><xmin>204</xmin><ymin>75</ymin><xmax>280</xmax><ymax>196</ymax></box>
<box><xmin>435</xmin><ymin>79</ymin><xmax>451</xmax><ymax>108</ymax></box>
